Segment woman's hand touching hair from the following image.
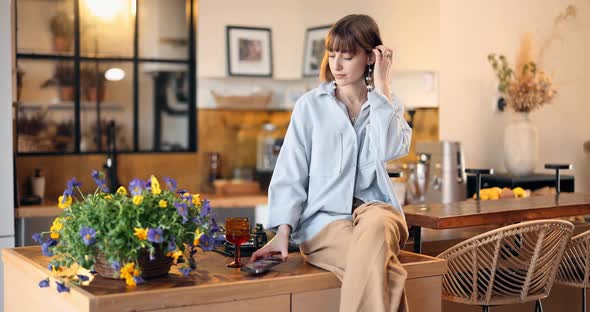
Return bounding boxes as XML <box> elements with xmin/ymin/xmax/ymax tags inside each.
<box><xmin>371</xmin><ymin>45</ymin><xmax>393</xmax><ymax>101</ymax></box>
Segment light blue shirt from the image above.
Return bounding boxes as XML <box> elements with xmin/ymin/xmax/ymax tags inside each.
<box><xmin>267</xmin><ymin>81</ymin><xmax>412</xmax><ymax>244</ymax></box>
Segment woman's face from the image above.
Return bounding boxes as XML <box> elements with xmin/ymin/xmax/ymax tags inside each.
<box><xmin>328</xmin><ymin>48</ymin><xmax>370</xmax><ymax>87</ymax></box>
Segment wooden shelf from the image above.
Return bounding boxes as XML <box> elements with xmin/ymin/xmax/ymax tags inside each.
<box><xmin>18</xmin><ymin>101</ymin><xmax>124</xmax><ymax>112</ymax></box>
<box><xmin>15</xmin><ymin>193</ymin><xmax>268</xmax><ymax>218</ymax></box>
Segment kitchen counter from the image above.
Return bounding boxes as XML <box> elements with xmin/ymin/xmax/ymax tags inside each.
<box><xmin>2</xmin><ymin>246</ymin><xmax>446</xmax><ymax>312</ymax></box>
<box><xmin>15</xmin><ymin>194</ymin><xmax>268</xmax><ymax>218</ymax></box>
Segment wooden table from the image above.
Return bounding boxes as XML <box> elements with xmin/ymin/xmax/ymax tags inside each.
<box><xmin>403</xmin><ymin>193</ymin><xmax>590</xmax><ymax>253</ymax></box>
<box><xmin>2</xmin><ymin>246</ymin><xmax>446</xmax><ymax>312</ymax></box>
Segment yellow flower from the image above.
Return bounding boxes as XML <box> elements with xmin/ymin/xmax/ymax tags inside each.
<box><xmin>50</xmin><ymin>218</ymin><xmax>63</xmax><ymax>239</ymax></box>
<box><xmin>134</xmin><ymin>227</ymin><xmax>148</xmax><ymax>240</ymax></box>
<box><xmin>120</xmin><ymin>262</ymin><xmax>135</xmax><ymax>280</ymax></box>
<box><xmin>104</xmin><ymin>194</ymin><xmax>113</xmax><ymax>200</ymax></box>
<box><xmin>125</xmin><ymin>276</ymin><xmax>136</xmax><ymax>287</ymax></box>
<box><xmin>116</xmin><ymin>186</ymin><xmax>128</xmax><ymax>195</ymax></box>
<box><xmin>133</xmin><ymin>268</ymin><xmax>141</xmax><ymax>277</ymax></box>
<box><xmin>120</xmin><ymin>262</ymin><xmax>137</xmax><ymax>287</ymax></box>
<box><xmin>58</xmin><ymin>195</ymin><xmax>72</xmax><ymax>209</ymax></box>
<box><xmin>193</xmin><ymin>229</ymin><xmax>204</xmax><ymax>246</ymax></box>
<box><xmin>151</xmin><ymin>175</ymin><xmax>161</xmax><ymax>195</ymax></box>
<box><xmin>192</xmin><ymin>193</ymin><xmax>201</xmax><ymax>206</ymax></box>
<box><xmin>50</xmin><ymin>218</ymin><xmax>63</xmax><ymax>232</ymax></box>
<box><xmin>49</xmin><ymin>264</ymin><xmax>62</xmax><ymax>273</ymax></box>
<box><xmin>133</xmin><ymin>195</ymin><xmax>143</xmax><ymax>205</ymax></box>
<box><xmin>167</xmin><ymin>249</ymin><xmax>183</xmax><ymax>261</ymax></box>
<box><xmin>159</xmin><ymin>200</ymin><xmax>168</xmax><ymax>208</ymax></box>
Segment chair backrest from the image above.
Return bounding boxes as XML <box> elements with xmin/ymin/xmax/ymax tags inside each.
<box><xmin>437</xmin><ymin>220</ymin><xmax>574</xmax><ymax>306</ymax></box>
<box><xmin>556</xmin><ymin>229</ymin><xmax>590</xmax><ymax>288</ymax></box>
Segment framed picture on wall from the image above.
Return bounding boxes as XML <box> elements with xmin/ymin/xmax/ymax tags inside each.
<box><xmin>302</xmin><ymin>25</ymin><xmax>331</xmax><ymax>77</ymax></box>
<box><xmin>226</xmin><ymin>26</ymin><xmax>273</xmax><ymax>77</ymax></box>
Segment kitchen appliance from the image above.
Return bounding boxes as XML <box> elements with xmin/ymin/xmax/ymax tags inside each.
<box><xmin>414</xmin><ymin>141</ymin><xmax>466</xmax><ymax>204</ymax></box>
<box><xmin>1</xmin><ymin>4</ymin><xmax>16</xmax><ymax>311</ymax></box>
<box><xmin>255</xmin><ymin>122</ymin><xmax>283</xmax><ymax>191</ymax></box>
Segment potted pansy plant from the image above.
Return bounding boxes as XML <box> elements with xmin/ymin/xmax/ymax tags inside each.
<box><xmin>34</xmin><ymin>170</ymin><xmax>219</xmax><ymax>292</ymax></box>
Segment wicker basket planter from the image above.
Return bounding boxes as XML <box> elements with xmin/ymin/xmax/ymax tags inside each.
<box><xmin>94</xmin><ymin>247</ymin><xmax>173</xmax><ymax>279</ymax></box>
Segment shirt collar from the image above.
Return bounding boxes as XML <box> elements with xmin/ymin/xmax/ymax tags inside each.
<box><xmin>316</xmin><ymin>81</ymin><xmax>371</xmax><ymax>111</ymax></box>
<box><xmin>315</xmin><ymin>81</ymin><xmax>336</xmax><ymax>98</ymax></box>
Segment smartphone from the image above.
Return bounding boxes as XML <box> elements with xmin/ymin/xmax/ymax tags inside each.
<box><xmin>241</xmin><ymin>257</ymin><xmax>283</xmax><ymax>275</ymax></box>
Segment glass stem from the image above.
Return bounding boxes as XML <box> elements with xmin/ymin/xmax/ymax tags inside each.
<box><xmin>235</xmin><ymin>243</ymin><xmax>241</xmax><ymax>264</ymax></box>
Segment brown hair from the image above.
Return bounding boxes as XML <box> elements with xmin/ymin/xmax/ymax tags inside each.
<box><xmin>319</xmin><ymin>14</ymin><xmax>383</xmax><ymax>82</ymax></box>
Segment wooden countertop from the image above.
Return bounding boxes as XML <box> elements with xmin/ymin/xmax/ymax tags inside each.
<box><xmin>403</xmin><ymin>192</ymin><xmax>590</xmax><ymax>229</ymax></box>
<box><xmin>15</xmin><ymin>194</ymin><xmax>268</xmax><ymax>218</ymax></box>
<box><xmin>2</xmin><ymin>246</ymin><xmax>446</xmax><ymax>311</ymax></box>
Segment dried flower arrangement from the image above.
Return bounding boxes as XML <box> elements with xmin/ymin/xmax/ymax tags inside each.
<box><xmin>487</xmin><ymin>5</ymin><xmax>576</xmax><ymax>113</ymax></box>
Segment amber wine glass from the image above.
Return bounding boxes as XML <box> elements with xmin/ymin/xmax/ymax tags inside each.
<box><xmin>225</xmin><ymin>217</ymin><xmax>250</xmax><ymax>268</ymax></box>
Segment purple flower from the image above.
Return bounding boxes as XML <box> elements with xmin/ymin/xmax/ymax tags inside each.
<box><xmin>178</xmin><ymin>267</ymin><xmax>192</xmax><ymax>276</ymax></box>
<box><xmin>41</xmin><ymin>239</ymin><xmax>57</xmax><ymax>257</ymax></box>
<box><xmin>199</xmin><ymin>234</ymin><xmax>215</xmax><ymax>251</ymax></box>
<box><xmin>32</xmin><ymin>233</ymin><xmax>42</xmax><ymax>244</ymax></box>
<box><xmin>110</xmin><ymin>261</ymin><xmax>121</xmax><ymax>271</ymax></box>
<box><xmin>47</xmin><ymin>263</ymin><xmax>59</xmax><ymax>271</ymax></box>
<box><xmin>56</xmin><ymin>281</ymin><xmax>70</xmax><ymax>293</ymax></box>
<box><xmin>77</xmin><ymin>274</ymin><xmax>89</xmax><ymax>282</ymax></box>
<box><xmin>133</xmin><ymin>276</ymin><xmax>145</xmax><ymax>284</ymax></box>
<box><xmin>163</xmin><ymin>177</ymin><xmax>177</xmax><ymax>192</ymax></box>
<box><xmin>214</xmin><ymin>233</ymin><xmax>226</xmax><ymax>246</ymax></box>
<box><xmin>38</xmin><ymin>278</ymin><xmax>50</xmax><ymax>288</ymax></box>
<box><xmin>176</xmin><ymin>188</ymin><xmax>188</xmax><ymax>195</ymax></box>
<box><xmin>143</xmin><ymin>178</ymin><xmax>151</xmax><ymax>191</ymax></box>
<box><xmin>174</xmin><ymin>202</ymin><xmax>188</xmax><ymax>223</ymax></box>
<box><xmin>91</xmin><ymin>170</ymin><xmax>109</xmax><ymax>192</ymax></box>
<box><xmin>182</xmin><ymin>193</ymin><xmax>192</xmax><ymax>204</ymax></box>
<box><xmin>147</xmin><ymin>228</ymin><xmax>164</xmax><ymax>243</ymax></box>
<box><xmin>210</xmin><ymin>218</ymin><xmax>220</xmax><ymax>233</ymax></box>
<box><xmin>64</xmin><ymin>176</ymin><xmax>82</xmax><ymax>198</ymax></box>
<box><xmin>200</xmin><ymin>200</ymin><xmax>211</xmax><ymax>217</ymax></box>
<box><xmin>128</xmin><ymin>178</ymin><xmax>143</xmax><ymax>196</ymax></box>
<box><xmin>79</xmin><ymin>227</ymin><xmax>96</xmax><ymax>246</ymax></box>
<box><xmin>167</xmin><ymin>238</ymin><xmax>177</xmax><ymax>252</ymax></box>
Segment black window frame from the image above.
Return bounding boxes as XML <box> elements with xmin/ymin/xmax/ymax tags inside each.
<box><xmin>14</xmin><ymin>0</ymin><xmax>198</xmax><ymax>156</ymax></box>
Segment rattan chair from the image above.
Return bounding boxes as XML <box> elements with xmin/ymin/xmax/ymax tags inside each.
<box><xmin>555</xmin><ymin>229</ymin><xmax>590</xmax><ymax>311</ymax></box>
<box><xmin>437</xmin><ymin>220</ymin><xmax>574</xmax><ymax>312</ymax></box>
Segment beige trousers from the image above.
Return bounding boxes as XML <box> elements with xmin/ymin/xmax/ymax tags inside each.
<box><xmin>299</xmin><ymin>202</ymin><xmax>409</xmax><ymax>312</ymax></box>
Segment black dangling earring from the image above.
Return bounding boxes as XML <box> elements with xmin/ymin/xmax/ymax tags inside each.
<box><xmin>365</xmin><ymin>64</ymin><xmax>373</xmax><ymax>91</ymax></box>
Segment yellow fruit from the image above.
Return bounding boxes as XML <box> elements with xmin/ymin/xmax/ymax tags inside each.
<box><xmin>513</xmin><ymin>187</ymin><xmax>526</xmax><ymax>198</ymax></box>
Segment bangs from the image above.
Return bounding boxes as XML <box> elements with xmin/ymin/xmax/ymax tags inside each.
<box><xmin>325</xmin><ymin>30</ymin><xmax>359</xmax><ymax>55</ymax></box>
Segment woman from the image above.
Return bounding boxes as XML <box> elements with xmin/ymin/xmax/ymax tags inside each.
<box><xmin>251</xmin><ymin>14</ymin><xmax>412</xmax><ymax>312</ymax></box>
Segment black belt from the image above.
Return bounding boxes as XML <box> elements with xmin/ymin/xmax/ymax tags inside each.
<box><xmin>352</xmin><ymin>197</ymin><xmax>365</xmax><ymax>210</ymax></box>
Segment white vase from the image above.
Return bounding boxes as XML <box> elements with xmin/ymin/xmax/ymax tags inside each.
<box><xmin>504</xmin><ymin>112</ymin><xmax>538</xmax><ymax>176</ymax></box>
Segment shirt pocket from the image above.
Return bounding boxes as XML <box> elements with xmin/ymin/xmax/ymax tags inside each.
<box><xmin>309</xmin><ymin>132</ymin><xmax>342</xmax><ymax>177</ymax></box>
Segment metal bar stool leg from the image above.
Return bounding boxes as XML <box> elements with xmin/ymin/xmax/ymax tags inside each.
<box><xmin>583</xmin><ymin>288</ymin><xmax>586</xmax><ymax>312</ymax></box>
<box><xmin>481</xmin><ymin>305</ymin><xmax>489</xmax><ymax>312</ymax></box>
<box><xmin>535</xmin><ymin>299</ymin><xmax>543</xmax><ymax>312</ymax></box>
<box><xmin>413</xmin><ymin>226</ymin><xmax>422</xmax><ymax>253</ymax></box>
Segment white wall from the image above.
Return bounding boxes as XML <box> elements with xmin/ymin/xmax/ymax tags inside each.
<box><xmin>197</xmin><ymin>0</ymin><xmax>439</xmax><ymax>78</ymax></box>
<box><xmin>0</xmin><ymin>1</ymin><xmax>16</xmax><ymax>311</ymax></box>
<box><xmin>439</xmin><ymin>0</ymin><xmax>590</xmax><ymax>192</ymax></box>
<box><xmin>197</xmin><ymin>0</ymin><xmax>303</xmax><ymax>79</ymax></box>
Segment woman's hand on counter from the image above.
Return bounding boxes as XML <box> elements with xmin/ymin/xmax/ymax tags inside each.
<box><xmin>249</xmin><ymin>224</ymin><xmax>291</xmax><ymax>263</ymax></box>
